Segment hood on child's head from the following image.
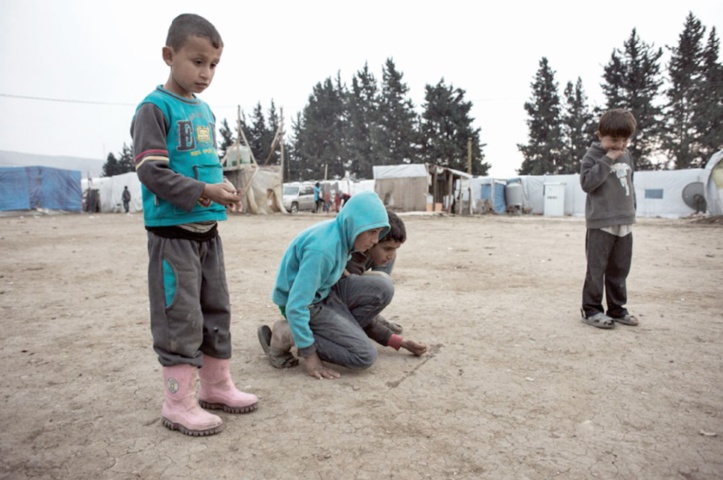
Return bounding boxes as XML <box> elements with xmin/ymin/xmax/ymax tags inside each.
<box><xmin>336</xmin><ymin>191</ymin><xmax>389</xmax><ymax>249</ymax></box>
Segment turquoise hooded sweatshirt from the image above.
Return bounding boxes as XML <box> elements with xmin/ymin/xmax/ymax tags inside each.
<box><xmin>272</xmin><ymin>190</ymin><xmax>390</xmax><ymax>352</ymax></box>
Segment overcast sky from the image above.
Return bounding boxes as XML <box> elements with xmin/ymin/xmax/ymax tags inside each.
<box><xmin>1</xmin><ymin>0</ymin><xmax>721</xmax><ymax>177</ymax></box>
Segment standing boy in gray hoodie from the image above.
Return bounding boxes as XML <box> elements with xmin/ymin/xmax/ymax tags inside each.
<box><xmin>579</xmin><ymin>108</ymin><xmax>640</xmax><ymax>329</ymax></box>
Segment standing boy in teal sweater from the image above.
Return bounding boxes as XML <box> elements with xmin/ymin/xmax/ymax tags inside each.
<box><xmin>131</xmin><ymin>13</ymin><xmax>257</xmax><ymax>436</ymax></box>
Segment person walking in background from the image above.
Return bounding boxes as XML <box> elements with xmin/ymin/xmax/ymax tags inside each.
<box><xmin>323</xmin><ymin>188</ymin><xmax>331</xmax><ymax>213</ymax></box>
<box><xmin>333</xmin><ymin>189</ymin><xmax>341</xmax><ymax>212</ymax></box>
<box><xmin>579</xmin><ymin>108</ymin><xmax>639</xmax><ymax>330</ymax></box>
<box><xmin>313</xmin><ymin>182</ymin><xmax>322</xmax><ymax>213</ymax></box>
<box><xmin>122</xmin><ymin>186</ymin><xmax>131</xmax><ymax>213</ymax></box>
<box><xmin>130</xmin><ymin>13</ymin><xmax>257</xmax><ymax>436</ymax></box>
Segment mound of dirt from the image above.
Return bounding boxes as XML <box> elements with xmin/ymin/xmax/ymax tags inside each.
<box><xmin>690</xmin><ymin>215</ymin><xmax>723</xmax><ymax>225</ymax></box>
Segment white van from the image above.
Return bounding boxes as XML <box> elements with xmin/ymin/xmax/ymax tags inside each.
<box><xmin>283</xmin><ymin>182</ymin><xmax>316</xmax><ymax>213</ymax></box>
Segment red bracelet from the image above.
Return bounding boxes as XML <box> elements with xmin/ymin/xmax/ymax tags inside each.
<box><xmin>388</xmin><ymin>334</ymin><xmax>402</xmax><ymax>350</ymax></box>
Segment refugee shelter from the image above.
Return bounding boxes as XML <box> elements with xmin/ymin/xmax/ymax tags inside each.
<box><xmin>373</xmin><ymin>164</ymin><xmax>428</xmax><ymax>212</ymax></box>
<box><xmin>468</xmin><ymin>177</ymin><xmax>508</xmax><ymax>214</ymax></box>
<box><xmin>505</xmin><ymin>169</ymin><xmax>708</xmax><ymax>218</ymax></box>
<box><xmin>704</xmin><ymin>150</ymin><xmax>723</xmax><ymax>216</ymax></box>
<box><xmin>82</xmin><ymin>171</ymin><xmax>142</xmax><ymax>213</ymax></box>
<box><xmin>222</xmin><ymin>144</ymin><xmax>285</xmax><ymax>214</ymax></box>
<box><xmin>0</xmin><ymin>166</ymin><xmax>81</xmax><ymax>212</ymax></box>
<box><xmin>373</xmin><ymin>164</ymin><xmax>472</xmax><ymax>213</ymax></box>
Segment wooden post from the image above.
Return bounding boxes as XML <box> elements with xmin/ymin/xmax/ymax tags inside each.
<box><xmin>467</xmin><ymin>137</ymin><xmax>472</xmax><ymax>175</ymax></box>
<box><xmin>448</xmin><ymin>171</ymin><xmax>454</xmax><ymax>213</ymax></box>
<box><xmin>279</xmin><ymin>107</ymin><xmax>285</xmax><ymax>184</ymax></box>
<box><xmin>236</xmin><ymin>106</ymin><xmax>242</xmax><ymax>173</ymax></box>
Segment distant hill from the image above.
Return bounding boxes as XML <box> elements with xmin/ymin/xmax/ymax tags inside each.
<box><xmin>0</xmin><ymin>151</ymin><xmax>105</xmax><ymax>178</ymax></box>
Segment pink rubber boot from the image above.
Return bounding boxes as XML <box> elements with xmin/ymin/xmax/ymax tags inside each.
<box><xmin>161</xmin><ymin>364</ymin><xmax>223</xmax><ymax>436</ymax></box>
<box><xmin>198</xmin><ymin>356</ymin><xmax>258</xmax><ymax>414</ymax></box>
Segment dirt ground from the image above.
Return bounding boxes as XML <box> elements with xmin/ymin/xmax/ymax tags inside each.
<box><xmin>1</xmin><ymin>210</ymin><xmax>721</xmax><ymax>480</ymax></box>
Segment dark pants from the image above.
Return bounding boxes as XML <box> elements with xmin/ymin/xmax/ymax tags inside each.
<box><xmin>582</xmin><ymin>228</ymin><xmax>633</xmax><ymax>318</ymax></box>
<box><xmin>308</xmin><ymin>274</ymin><xmax>394</xmax><ymax>369</ymax></box>
<box><xmin>147</xmin><ymin>232</ymin><xmax>232</xmax><ymax>367</ymax></box>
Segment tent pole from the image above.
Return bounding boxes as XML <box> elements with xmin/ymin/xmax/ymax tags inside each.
<box><xmin>279</xmin><ymin>107</ymin><xmax>285</xmax><ymax>184</ymax></box>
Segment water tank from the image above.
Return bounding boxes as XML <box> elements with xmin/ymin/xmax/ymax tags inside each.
<box><xmin>506</xmin><ymin>182</ymin><xmax>523</xmax><ymax>209</ymax></box>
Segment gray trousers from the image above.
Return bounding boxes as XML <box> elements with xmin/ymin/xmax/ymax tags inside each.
<box><xmin>582</xmin><ymin>228</ymin><xmax>633</xmax><ymax>318</ymax></box>
<box><xmin>147</xmin><ymin>232</ymin><xmax>232</xmax><ymax>367</ymax></box>
<box><xmin>308</xmin><ymin>274</ymin><xmax>394</xmax><ymax>369</ymax></box>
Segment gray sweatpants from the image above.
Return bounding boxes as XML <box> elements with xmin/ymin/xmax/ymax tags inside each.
<box><xmin>308</xmin><ymin>273</ymin><xmax>394</xmax><ymax>369</ymax></box>
<box><xmin>147</xmin><ymin>232</ymin><xmax>232</xmax><ymax>367</ymax></box>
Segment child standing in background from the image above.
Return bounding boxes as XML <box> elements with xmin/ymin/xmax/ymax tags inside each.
<box><xmin>579</xmin><ymin>108</ymin><xmax>639</xmax><ymax>330</ymax></box>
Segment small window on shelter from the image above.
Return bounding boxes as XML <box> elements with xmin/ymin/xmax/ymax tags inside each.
<box><xmin>644</xmin><ymin>189</ymin><xmax>664</xmax><ymax>199</ymax></box>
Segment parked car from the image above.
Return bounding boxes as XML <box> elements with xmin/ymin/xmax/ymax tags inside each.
<box><xmin>283</xmin><ymin>182</ymin><xmax>316</xmax><ymax>213</ymax></box>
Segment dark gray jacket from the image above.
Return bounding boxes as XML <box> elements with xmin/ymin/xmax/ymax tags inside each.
<box><xmin>580</xmin><ymin>142</ymin><xmax>636</xmax><ymax>229</ymax></box>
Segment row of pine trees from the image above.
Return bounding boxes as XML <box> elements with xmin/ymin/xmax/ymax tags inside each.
<box><xmin>104</xmin><ymin>12</ymin><xmax>720</xmax><ymax>180</ymax></box>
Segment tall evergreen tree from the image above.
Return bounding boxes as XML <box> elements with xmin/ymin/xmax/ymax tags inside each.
<box><xmin>118</xmin><ymin>143</ymin><xmax>135</xmax><ymax>172</ymax></box>
<box><xmin>287</xmin><ymin>112</ymin><xmax>306</xmax><ymax>181</ymax></box>
<box><xmin>560</xmin><ymin>78</ymin><xmax>596</xmax><ymax>174</ymax></box>
<box><xmin>345</xmin><ymin>63</ymin><xmax>381</xmax><ymax>178</ymax></box>
<box><xmin>101</xmin><ymin>143</ymin><xmax>134</xmax><ymax>177</ymax></box>
<box><xmin>601</xmin><ymin>29</ymin><xmax>664</xmax><ymax>169</ymax></box>
<box><xmin>378</xmin><ymin>58</ymin><xmax>420</xmax><ymax>166</ymax></box>
<box><xmin>102</xmin><ymin>152</ymin><xmax>121</xmax><ymax>177</ymax></box>
<box><xmin>517</xmin><ymin>57</ymin><xmax>565</xmax><ymax>175</ymax></box>
<box><xmin>248</xmin><ymin>102</ymin><xmax>268</xmax><ymax>163</ymax></box>
<box><xmin>292</xmin><ymin>75</ymin><xmax>347</xmax><ymax>179</ymax></box>
<box><xmin>419</xmin><ymin>79</ymin><xmax>488</xmax><ymax>175</ymax></box>
<box><xmin>263</xmin><ymin>100</ymin><xmax>282</xmax><ymax>165</ymax></box>
<box><xmin>696</xmin><ymin>27</ymin><xmax>723</xmax><ymax>166</ymax></box>
<box><xmin>663</xmin><ymin>13</ymin><xmax>706</xmax><ymax>169</ymax></box>
<box><xmin>218</xmin><ymin>118</ymin><xmax>235</xmax><ymax>159</ymax></box>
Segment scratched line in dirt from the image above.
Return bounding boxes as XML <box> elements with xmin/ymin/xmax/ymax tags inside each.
<box><xmin>386</xmin><ymin>343</ymin><xmax>443</xmax><ymax>389</ymax></box>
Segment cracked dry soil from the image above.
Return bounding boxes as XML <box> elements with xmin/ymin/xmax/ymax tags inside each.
<box><xmin>1</xmin><ymin>212</ymin><xmax>721</xmax><ymax>479</ymax></box>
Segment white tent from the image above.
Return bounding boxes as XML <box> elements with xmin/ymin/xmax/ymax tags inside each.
<box><xmin>350</xmin><ymin>179</ymin><xmax>375</xmax><ymax>195</ymax></box>
<box><xmin>703</xmin><ymin>150</ymin><xmax>723</xmax><ymax>216</ymax></box>
<box><xmin>512</xmin><ymin>169</ymin><xmax>706</xmax><ymax>218</ymax></box>
<box><xmin>634</xmin><ymin>169</ymin><xmax>706</xmax><ymax>218</ymax></box>
<box><xmin>82</xmin><ymin>172</ymin><xmax>142</xmax><ymax>213</ymax></box>
<box><xmin>373</xmin><ymin>164</ymin><xmax>428</xmax><ymax>211</ymax></box>
<box><xmin>515</xmin><ymin>174</ymin><xmax>586</xmax><ymax>216</ymax></box>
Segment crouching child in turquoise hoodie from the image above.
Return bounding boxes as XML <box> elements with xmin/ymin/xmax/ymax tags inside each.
<box><xmin>258</xmin><ymin>191</ymin><xmax>392</xmax><ymax>379</ymax></box>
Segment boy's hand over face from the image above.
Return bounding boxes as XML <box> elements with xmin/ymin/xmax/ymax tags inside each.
<box><xmin>606</xmin><ymin>149</ymin><xmax>625</xmax><ymax>161</ymax></box>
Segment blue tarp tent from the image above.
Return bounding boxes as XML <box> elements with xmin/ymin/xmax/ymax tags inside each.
<box><xmin>0</xmin><ymin>166</ymin><xmax>82</xmax><ymax>211</ymax></box>
<box><xmin>478</xmin><ymin>178</ymin><xmax>507</xmax><ymax>213</ymax></box>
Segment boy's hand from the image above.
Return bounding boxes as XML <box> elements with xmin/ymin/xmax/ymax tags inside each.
<box><xmin>605</xmin><ymin>149</ymin><xmax>625</xmax><ymax>161</ymax></box>
<box><xmin>202</xmin><ymin>181</ymin><xmax>242</xmax><ymax>209</ymax></box>
<box><xmin>400</xmin><ymin>338</ymin><xmax>427</xmax><ymax>356</ymax></box>
<box><xmin>302</xmin><ymin>351</ymin><xmax>341</xmax><ymax>379</ymax></box>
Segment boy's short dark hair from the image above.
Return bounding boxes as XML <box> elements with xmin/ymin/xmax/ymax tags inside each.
<box><xmin>382</xmin><ymin>210</ymin><xmax>406</xmax><ymax>244</ymax></box>
<box><xmin>598</xmin><ymin>108</ymin><xmax>637</xmax><ymax>138</ymax></box>
<box><xmin>166</xmin><ymin>13</ymin><xmax>223</xmax><ymax>50</ymax></box>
